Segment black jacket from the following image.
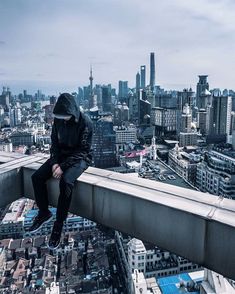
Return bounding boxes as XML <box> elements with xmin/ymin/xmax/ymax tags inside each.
<box><xmin>50</xmin><ymin>93</ymin><xmax>93</xmax><ymax>171</ymax></box>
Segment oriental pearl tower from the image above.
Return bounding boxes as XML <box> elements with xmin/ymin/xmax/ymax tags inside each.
<box><xmin>89</xmin><ymin>65</ymin><xmax>97</xmax><ymax>109</ymax></box>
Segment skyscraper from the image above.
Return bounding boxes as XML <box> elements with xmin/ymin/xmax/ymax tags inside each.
<box><xmin>180</xmin><ymin>104</ymin><xmax>192</xmax><ymax>133</ymax></box>
<box><xmin>118</xmin><ymin>81</ymin><xmax>128</xmax><ymax>101</ymax></box>
<box><xmin>208</xmin><ymin>94</ymin><xmax>232</xmax><ymax>139</ymax></box>
<box><xmin>136</xmin><ymin>72</ymin><xmax>140</xmax><ymax>92</ymax></box>
<box><xmin>90</xmin><ymin>112</ymin><xmax>117</xmax><ymax>168</ymax></box>
<box><xmin>139</xmin><ymin>90</ymin><xmax>151</xmax><ymax>126</ymax></box>
<box><xmin>102</xmin><ymin>86</ymin><xmax>112</xmax><ymax>112</ymax></box>
<box><xmin>140</xmin><ymin>66</ymin><xmax>146</xmax><ymax>89</ymax></box>
<box><xmin>177</xmin><ymin>88</ymin><xmax>194</xmax><ymax>111</ymax></box>
<box><xmin>150</xmin><ymin>52</ymin><xmax>155</xmax><ymax>91</ymax></box>
<box><xmin>196</xmin><ymin>75</ymin><xmax>209</xmax><ymax>109</ymax></box>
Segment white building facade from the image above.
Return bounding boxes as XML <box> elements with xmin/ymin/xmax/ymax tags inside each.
<box><xmin>127</xmin><ymin>238</ymin><xmax>201</xmax><ymax>279</ymax></box>
<box><xmin>196</xmin><ymin>151</ymin><xmax>235</xmax><ymax>198</ymax></box>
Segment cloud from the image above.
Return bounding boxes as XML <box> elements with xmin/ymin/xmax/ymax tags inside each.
<box><xmin>0</xmin><ymin>0</ymin><xmax>234</xmax><ymax>92</ymax></box>
<box><xmin>175</xmin><ymin>0</ymin><xmax>235</xmax><ymax>32</ymax></box>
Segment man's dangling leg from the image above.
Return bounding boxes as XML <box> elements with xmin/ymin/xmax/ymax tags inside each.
<box><xmin>49</xmin><ymin>160</ymin><xmax>88</xmax><ymax>249</ymax></box>
<box><xmin>31</xmin><ymin>158</ymin><xmax>53</xmax><ymax>214</ymax></box>
<box><xmin>56</xmin><ymin>177</ymin><xmax>74</xmax><ymax>223</ymax></box>
<box><xmin>29</xmin><ymin>159</ymin><xmax>54</xmax><ymax>232</ymax></box>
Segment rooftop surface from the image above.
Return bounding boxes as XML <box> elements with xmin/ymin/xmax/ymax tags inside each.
<box><xmin>157</xmin><ymin>272</ymin><xmax>203</xmax><ymax>294</ymax></box>
<box><xmin>141</xmin><ymin>159</ymin><xmax>195</xmax><ymax>190</ymax></box>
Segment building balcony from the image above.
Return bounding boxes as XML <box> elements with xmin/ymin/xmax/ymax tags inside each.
<box><xmin>0</xmin><ymin>151</ymin><xmax>235</xmax><ymax>280</ymax></box>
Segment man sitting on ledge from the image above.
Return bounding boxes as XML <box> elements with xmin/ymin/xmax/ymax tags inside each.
<box><xmin>29</xmin><ymin>93</ymin><xmax>93</xmax><ymax>249</ymax></box>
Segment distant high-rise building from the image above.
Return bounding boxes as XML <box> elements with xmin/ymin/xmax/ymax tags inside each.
<box><xmin>36</xmin><ymin>90</ymin><xmax>42</xmax><ymax>100</ymax></box>
<box><xmin>111</xmin><ymin>88</ymin><xmax>117</xmax><ymax>97</ymax></box>
<box><xmin>0</xmin><ymin>106</ymin><xmax>4</xmax><ymax>125</ymax></box>
<box><xmin>177</xmin><ymin>88</ymin><xmax>194</xmax><ymax>111</ymax></box>
<box><xmin>10</xmin><ymin>107</ymin><xmax>21</xmax><ymax>126</ymax></box>
<box><xmin>207</xmin><ymin>94</ymin><xmax>232</xmax><ymax>142</ymax></box>
<box><xmin>0</xmin><ymin>90</ymin><xmax>10</xmax><ymax>110</ymax></box>
<box><xmin>139</xmin><ymin>90</ymin><xmax>151</xmax><ymax>126</ymax></box>
<box><xmin>23</xmin><ymin>90</ymin><xmax>27</xmax><ymax>99</ymax></box>
<box><xmin>151</xmin><ymin>107</ymin><xmax>177</xmax><ymax>136</ymax></box>
<box><xmin>196</xmin><ymin>97</ymin><xmax>211</xmax><ymax>136</ymax></box>
<box><xmin>90</xmin><ymin>111</ymin><xmax>117</xmax><ymax>168</ymax></box>
<box><xmin>94</xmin><ymin>85</ymin><xmax>102</xmax><ymax>109</ymax></box>
<box><xmin>77</xmin><ymin>87</ymin><xmax>84</xmax><ymax>105</ymax></box>
<box><xmin>180</xmin><ymin>104</ymin><xmax>192</xmax><ymax>133</ymax></box>
<box><xmin>2</xmin><ymin>86</ymin><xmax>6</xmax><ymax>95</ymax></box>
<box><xmin>149</xmin><ymin>52</ymin><xmax>155</xmax><ymax>91</ymax></box>
<box><xmin>136</xmin><ymin>72</ymin><xmax>140</xmax><ymax>93</ymax></box>
<box><xmin>45</xmin><ymin>104</ymin><xmax>54</xmax><ymax>124</ymax></box>
<box><xmin>156</xmin><ymin>92</ymin><xmax>177</xmax><ymax>108</ymax></box>
<box><xmin>114</xmin><ymin>103</ymin><xmax>122</xmax><ymax>126</ymax></box>
<box><xmin>128</xmin><ymin>92</ymin><xmax>139</xmax><ymax>123</ymax></box>
<box><xmin>176</xmin><ymin>89</ymin><xmax>194</xmax><ymax>135</ymax></box>
<box><xmin>197</xmin><ymin>109</ymin><xmax>207</xmax><ymax>135</ymax></box>
<box><xmin>196</xmin><ymin>75</ymin><xmax>209</xmax><ymax>109</ymax></box>
<box><xmin>102</xmin><ymin>86</ymin><xmax>112</xmax><ymax>112</ymax></box>
<box><xmin>118</xmin><ymin>81</ymin><xmax>128</xmax><ymax>101</ymax></box>
<box><xmin>140</xmin><ymin>65</ymin><xmax>146</xmax><ymax>89</ymax></box>
<box><xmin>114</xmin><ymin>102</ymin><xmax>129</xmax><ymax>126</ymax></box>
<box><xmin>145</xmin><ymin>89</ymin><xmax>155</xmax><ymax>108</ymax></box>
<box><xmin>49</xmin><ymin>96</ymin><xmax>57</xmax><ymax>105</ymax></box>
<box><xmin>83</xmin><ymin>86</ymin><xmax>90</xmax><ymax>101</ymax></box>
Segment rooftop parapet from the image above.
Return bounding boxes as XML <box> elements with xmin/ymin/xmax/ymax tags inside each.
<box><xmin>0</xmin><ymin>151</ymin><xmax>235</xmax><ymax>280</ymax></box>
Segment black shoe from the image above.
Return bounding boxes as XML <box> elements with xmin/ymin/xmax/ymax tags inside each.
<box><xmin>28</xmin><ymin>211</ymin><xmax>53</xmax><ymax>233</ymax></box>
<box><xmin>48</xmin><ymin>221</ymin><xmax>63</xmax><ymax>250</ymax></box>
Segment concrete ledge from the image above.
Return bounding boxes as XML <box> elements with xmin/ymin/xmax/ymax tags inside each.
<box><xmin>0</xmin><ymin>151</ymin><xmax>27</xmax><ymax>164</ymax></box>
<box><xmin>21</xmin><ymin>164</ymin><xmax>235</xmax><ymax>280</ymax></box>
<box><xmin>0</xmin><ymin>155</ymin><xmax>45</xmax><ymax>207</ymax></box>
<box><xmin>0</xmin><ymin>151</ymin><xmax>234</xmax><ymax>280</ymax></box>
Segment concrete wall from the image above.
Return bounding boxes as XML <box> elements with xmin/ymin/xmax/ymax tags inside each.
<box><xmin>0</xmin><ymin>152</ymin><xmax>235</xmax><ymax>280</ymax></box>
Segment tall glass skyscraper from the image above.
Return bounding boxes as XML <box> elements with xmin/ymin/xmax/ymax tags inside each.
<box><xmin>140</xmin><ymin>65</ymin><xmax>146</xmax><ymax>89</ymax></box>
<box><xmin>150</xmin><ymin>52</ymin><xmax>155</xmax><ymax>91</ymax></box>
<box><xmin>136</xmin><ymin>72</ymin><xmax>140</xmax><ymax>92</ymax></box>
<box><xmin>118</xmin><ymin>80</ymin><xmax>128</xmax><ymax>100</ymax></box>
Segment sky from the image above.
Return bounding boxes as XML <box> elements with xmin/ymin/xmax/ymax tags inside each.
<box><xmin>0</xmin><ymin>0</ymin><xmax>235</xmax><ymax>95</ymax></box>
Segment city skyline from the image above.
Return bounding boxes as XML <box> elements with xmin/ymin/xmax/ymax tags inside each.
<box><xmin>0</xmin><ymin>0</ymin><xmax>235</xmax><ymax>94</ymax></box>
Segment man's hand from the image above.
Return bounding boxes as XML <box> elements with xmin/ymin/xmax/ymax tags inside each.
<box><xmin>53</xmin><ymin>166</ymin><xmax>63</xmax><ymax>179</ymax></box>
<box><xmin>52</xmin><ymin>164</ymin><xmax>59</xmax><ymax>173</ymax></box>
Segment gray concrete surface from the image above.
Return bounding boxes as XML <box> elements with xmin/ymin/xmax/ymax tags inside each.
<box><xmin>0</xmin><ymin>152</ymin><xmax>235</xmax><ymax>280</ymax></box>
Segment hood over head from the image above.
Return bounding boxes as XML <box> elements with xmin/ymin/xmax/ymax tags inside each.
<box><xmin>53</xmin><ymin>93</ymin><xmax>80</xmax><ymax>121</ymax></box>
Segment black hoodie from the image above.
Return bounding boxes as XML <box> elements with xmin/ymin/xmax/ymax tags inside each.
<box><xmin>50</xmin><ymin>93</ymin><xmax>93</xmax><ymax>171</ymax></box>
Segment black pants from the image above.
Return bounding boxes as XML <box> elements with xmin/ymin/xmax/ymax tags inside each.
<box><xmin>31</xmin><ymin>158</ymin><xmax>88</xmax><ymax>223</ymax></box>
